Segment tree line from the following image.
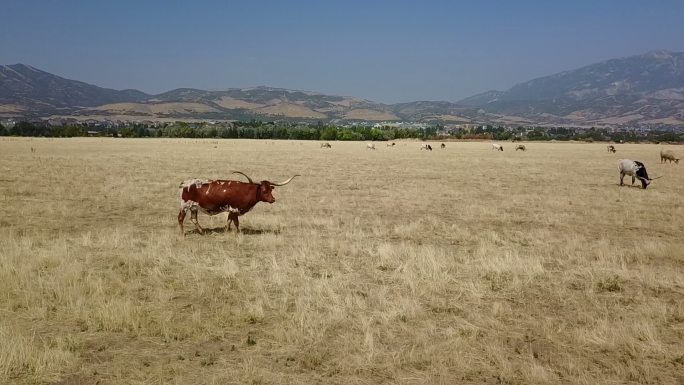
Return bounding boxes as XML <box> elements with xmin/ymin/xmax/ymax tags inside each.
<box><xmin>1</xmin><ymin>120</ymin><xmax>682</xmax><ymax>143</ymax></box>
<box><xmin>446</xmin><ymin>125</ymin><xmax>684</xmax><ymax>143</ymax></box>
<box><xmin>0</xmin><ymin>121</ymin><xmax>430</xmax><ymax>141</ymax></box>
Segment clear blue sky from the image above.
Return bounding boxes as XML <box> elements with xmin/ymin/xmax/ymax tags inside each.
<box><xmin>2</xmin><ymin>0</ymin><xmax>683</xmax><ymax>103</ymax></box>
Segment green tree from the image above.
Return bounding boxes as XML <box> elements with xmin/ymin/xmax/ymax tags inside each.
<box><xmin>120</xmin><ymin>126</ymin><xmax>136</xmax><ymax>137</ymax></box>
<box><xmin>338</xmin><ymin>129</ymin><xmax>364</xmax><ymax>141</ymax></box>
<box><xmin>11</xmin><ymin>121</ymin><xmax>40</xmax><ymax>136</ymax></box>
<box><xmin>320</xmin><ymin>126</ymin><xmax>338</xmax><ymax>141</ymax></box>
<box><xmin>370</xmin><ymin>128</ymin><xmax>385</xmax><ymax>141</ymax></box>
<box><xmin>63</xmin><ymin>125</ymin><xmax>86</xmax><ymax>137</ymax></box>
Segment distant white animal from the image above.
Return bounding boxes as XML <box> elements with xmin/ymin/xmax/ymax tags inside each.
<box><xmin>660</xmin><ymin>149</ymin><xmax>680</xmax><ymax>164</ymax></box>
<box><xmin>320</xmin><ymin>142</ymin><xmax>332</xmax><ymax>148</ymax></box>
<box><xmin>386</xmin><ymin>142</ymin><xmax>396</xmax><ymax>147</ymax></box>
<box><xmin>366</xmin><ymin>143</ymin><xmax>376</xmax><ymax>150</ymax></box>
<box><xmin>420</xmin><ymin>144</ymin><xmax>433</xmax><ymax>151</ymax></box>
<box><xmin>515</xmin><ymin>144</ymin><xmax>526</xmax><ymax>151</ymax></box>
<box><xmin>491</xmin><ymin>143</ymin><xmax>503</xmax><ymax>151</ymax></box>
<box><xmin>618</xmin><ymin>159</ymin><xmax>656</xmax><ymax>189</ymax></box>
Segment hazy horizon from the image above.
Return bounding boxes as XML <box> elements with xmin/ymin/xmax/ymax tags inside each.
<box><xmin>2</xmin><ymin>0</ymin><xmax>684</xmax><ymax>104</ymax></box>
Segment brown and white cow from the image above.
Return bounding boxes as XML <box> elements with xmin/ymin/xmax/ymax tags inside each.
<box><xmin>178</xmin><ymin>172</ymin><xmax>299</xmax><ymax>235</ymax></box>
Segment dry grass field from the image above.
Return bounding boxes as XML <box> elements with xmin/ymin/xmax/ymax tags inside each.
<box><xmin>1</xmin><ymin>138</ymin><xmax>683</xmax><ymax>385</ymax></box>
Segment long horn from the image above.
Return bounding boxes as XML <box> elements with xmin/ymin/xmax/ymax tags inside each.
<box><xmin>649</xmin><ymin>175</ymin><xmax>664</xmax><ymax>181</ymax></box>
<box><xmin>270</xmin><ymin>174</ymin><xmax>300</xmax><ymax>186</ymax></box>
<box><xmin>232</xmin><ymin>171</ymin><xmax>254</xmax><ymax>184</ymax></box>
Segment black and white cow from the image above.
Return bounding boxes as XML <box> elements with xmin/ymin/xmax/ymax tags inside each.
<box><xmin>618</xmin><ymin>159</ymin><xmax>653</xmax><ymax>189</ymax></box>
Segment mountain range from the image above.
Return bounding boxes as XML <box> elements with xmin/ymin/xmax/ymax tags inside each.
<box><xmin>1</xmin><ymin>50</ymin><xmax>683</xmax><ymax>127</ymax></box>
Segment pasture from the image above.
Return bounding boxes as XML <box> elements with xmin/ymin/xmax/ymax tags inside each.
<box><xmin>1</xmin><ymin>138</ymin><xmax>683</xmax><ymax>385</ymax></box>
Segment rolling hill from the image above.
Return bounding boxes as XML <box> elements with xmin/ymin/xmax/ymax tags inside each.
<box><xmin>459</xmin><ymin>50</ymin><xmax>684</xmax><ymax>126</ymax></box>
<box><xmin>2</xmin><ymin>50</ymin><xmax>684</xmax><ymax>126</ymax></box>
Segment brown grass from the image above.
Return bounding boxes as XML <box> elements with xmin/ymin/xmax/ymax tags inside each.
<box><xmin>0</xmin><ymin>138</ymin><xmax>683</xmax><ymax>384</ymax></box>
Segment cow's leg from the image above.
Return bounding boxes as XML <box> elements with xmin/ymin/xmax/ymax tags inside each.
<box><xmin>226</xmin><ymin>212</ymin><xmax>240</xmax><ymax>233</ymax></box>
<box><xmin>631</xmin><ymin>175</ymin><xmax>635</xmax><ymax>185</ymax></box>
<box><xmin>232</xmin><ymin>214</ymin><xmax>240</xmax><ymax>233</ymax></box>
<box><xmin>178</xmin><ymin>209</ymin><xmax>187</xmax><ymax>236</ymax></box>
<box><xmin>226</xmin><ymin>212</ymin><xmax>236</xmax><ymax>231</ymax></box>
<box><xmin>190</xmin><ymin>208</ymin><xmax>204</xmax><ymax>234</ymax></box>
<box><xmin>620</xmin><ymin>173</ymin><xmax>625</xmax><ymax>186</ymax></box>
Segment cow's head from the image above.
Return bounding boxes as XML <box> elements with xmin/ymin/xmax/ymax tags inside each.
<box><xmin>262</xmin><ymin>175</ymin><xmax>300</xmax><ymax>203</ymax></box>
<box><xmin>233</xmin><ymin>172</ymin><xmax>300</xmax><ymax>203</ymax></box>
<box><xmin>258</xmin><ymin>181</ymin><xmax>276</xmax><ymax>203</ymax></box>
<box><xmin>634</xmin><ymin>161</ymin><xmax>651</xmax><ymax>189</ymax></box>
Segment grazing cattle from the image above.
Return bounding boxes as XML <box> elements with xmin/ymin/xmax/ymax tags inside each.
<box><xmin>618</xmin><ymin>159</ymin><xmax>658</xmax><ymax>189</ymax></box>
<box><xmin>491</xmin><ymin>143</ymin><xmax>504</xmax><ymax>151</ymax></box>
<box><xmin>366</xmin><ymin>143</ymin><xmax>376</xmax><ymax>150</ymax></box>
<box><xmin>320</xmin><ymin>142</ymin><xmax>332</xmax><ymax>148</ymax></box>
<box><xmin>420</xmin><ymin>144</ymin><xmax>433</xmax><ymax>151</ymax></box>
<box><xmin>386</xmin><ymin>142</ymin><xmax>396</xmax><ymax>147</ymax></box>
<box><xmin>515</xmin><ymin>144</ymin><xmax>526</xmax><ymax>151</ymax></box>
<box><xmin>607</xmin><ymin>145</ymin><xmax>616</xmax><ymax>153</ymax></box>
<box><xmin>178</xmin><ymin>172</ymin><xmax>299</xmax><ymax>235</ymax></box>
<box><xmin>660</xmin><ymin>149</ymin><xmax>680</xmax><ymax>164</ymax></box>
<box><xmin>441</xmin><ymin>143</ymin><xmax>446</xmax><ymax>149</ymax></box>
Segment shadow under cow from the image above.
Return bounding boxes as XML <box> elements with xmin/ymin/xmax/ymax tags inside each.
<box><xmin>184</xmin><ymin>227</ymin><xmax>280</xmax><ymax>236</ymax></box>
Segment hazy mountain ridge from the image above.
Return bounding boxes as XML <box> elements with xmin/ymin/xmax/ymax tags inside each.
<box><xmin>0</xmin><ymin>64</ymin><xmax>149</xmax><ymax>108</ymax></box>
<box><xmin>2</xmin><ymin>50</ymin><xmax>684</xmax><ymax>126</ymax></box>
<box><xmin>460</xmin><ymin>50</ymin><xmax>684</xmax><ymax>125</ymax></box>
<box><xmin>456</xmin><ymin>90</ymin><xmax>505</xmax><ymax>107</ymax></box>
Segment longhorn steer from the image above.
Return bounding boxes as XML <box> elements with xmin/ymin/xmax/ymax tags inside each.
<box><xmin>491</xmin><ymin>143</ymin><xmax>503</xmax><ymax>151</ymax></box>
<box><xmin>607</xmin><ymin>145</ymin><xmax>616</xmax><ymax>153</ymax></box>
<box><xmin>618</xmin><ymin>159</ymin><xmax>655</xmax><ymax>189</ymax></box>
<box><xmin>420</xmin><ymin>144</ymin><xmax>433</xmax><ymax>151</ymax></box>
<box><xmin>178</xmin><ymin>172</ymin><xmax>299</xmax><ymax>235</ymax></box>
<box><xmin>366</xmin><ymin>143</ymin><xmax>376</xmax><ymax>150</ymax></box>
<box><xmin>441</xmin><ymin>143</ymin><xmax>446</xmax><ymax>149</ymax></box>
<box><xmin>515</xmin><ymin>144</ymin><xmax>526</xmax><ymax>151</ymax></box>
<box><xmin>321</xmin><ymin>142</ymin><xmax>332</xmax><ymax>148</ymax></box>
